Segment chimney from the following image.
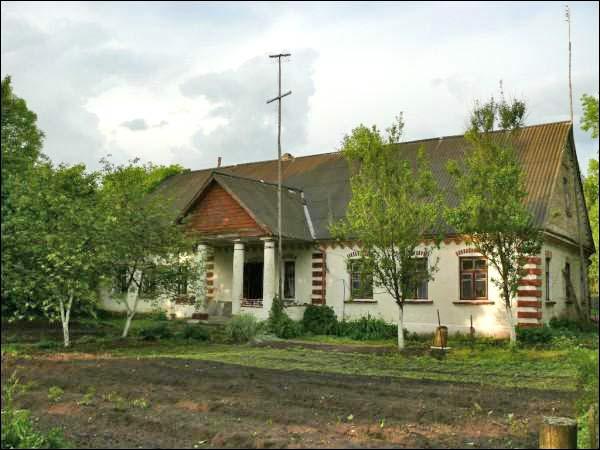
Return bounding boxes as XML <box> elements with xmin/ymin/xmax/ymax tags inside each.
<box><xmin>217</xmin><ymin>156</ymin><xmax>222</xmax><ymax>168</ymax></box>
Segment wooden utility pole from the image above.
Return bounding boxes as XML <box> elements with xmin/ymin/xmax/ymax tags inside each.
<box><xmin>565</xmin><ymin>5</ymin><xmax>591</xmax><ymax>319</ymax></box>
<box><xmin>267</xmin><ymin>53</ymin><xmax>291</xmax><ymax>301</ymax></box>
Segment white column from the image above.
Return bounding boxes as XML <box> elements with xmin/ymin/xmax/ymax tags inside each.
<box><xmin>262</xmin><ymin>238</ymin><xmax>276</xmax><ymax>312</ymax></box>
<box><xmin>194</xmin><ymin>243</ymin><xmax>209</xmax><ymax>311</ymax></box>
<box><xmin>231</xmin><ymin>240</ymin><xmax>245</xmax><ymax>315</ymax></box>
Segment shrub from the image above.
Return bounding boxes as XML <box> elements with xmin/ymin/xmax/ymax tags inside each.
<box><xmin>225</xmin><ymin>314</ymin><xmax>261</xmax><ymax>344</ymax></box>
<box><xmin>47</xmin><ymin>386</ymin><xmax>64</xmax><ymax>403</ymax></box>
<box><xmin>549</xmin><ymin>317</ymin><xmax>598</xmax><ymax>333</ymax></box>
<box><xmin>147</xmin><ymin>310</ymin><xmax>169</xmax><ymax>322</ymax></box>
<box><xmin>516</xmin><ymin>325</ymin><xmax>554</xmax><ymax>345</ymax></box>
<box><xmin>337</xmin><ymin>315</ymin><xmax>397</xmax><ymax>341</ymax></box>
<box><xmin>302</xmin><ymin>305</ymin><xmax>338</xmax><ymax>335</ymax></box>
<box><xmin>182</xmin><ymin>325</ymin><xmax>210</xmax><ymax>341</ymax></box>
<box><xmin>138</xmin><ymin>322</ymin><xmax>173</xmax><ymax>340</ymax></box>
<box><xmin>34</xmin><ymin>339</ymin><xmax>61</xmax><ymax>350</ymax></box>
<box><xmin>266</xmin><ymin>296</ymin><xmax>303</xmax><ymax>339</ymax></box>
<box><xmin>272</xmin><ymin>315</ymin><xmax>303</xmax><ymax>339</ymax></box>
<box><xmin>2</xmin><ymin>374</ymin><xmax>69</xmax><ymax>449</ymax></box>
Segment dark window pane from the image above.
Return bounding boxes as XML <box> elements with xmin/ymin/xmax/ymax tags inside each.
<box><xmin>475</xmin><ymin>274</ymin><xmax>487</xmax><ymax>298</ymax></box>
<box><xmin>475</xmin><ymin>259</ymin><xmax>487</xmax><ymax>269</ymax></box>
<box><xmin>461</xmin><ymin>274</ymin><xmax>473</xmax><ymax>299</ymax></box>
<box><xmin>284</xmin><ymin>261</ymin><xmax>295</xmax><ymax>299</ymax></box>
<box><xmin>461</xmin><ymin>259</ymin><xmax>474</xmax><ymax>270</ymax></box>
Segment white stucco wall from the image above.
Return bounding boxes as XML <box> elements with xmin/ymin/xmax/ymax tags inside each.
<box><xmin>324</xmin><ymin>242</ymin><xmax>513</xmax><ymax>337</ymax></box>
<box><xmin>541</xmin><ymin>239</ymin><xmax>584</xmax><ymax>322</ymax></box>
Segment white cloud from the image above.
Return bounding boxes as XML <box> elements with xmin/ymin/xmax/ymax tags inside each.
<box><xmin>1</xmin><ymin>2</ymin><xmax>598</xmax><ymax>172</ymax></box>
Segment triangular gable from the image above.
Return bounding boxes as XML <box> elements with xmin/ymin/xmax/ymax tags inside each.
<box><xmin>182</xmin><ymin>178</ymin><xmax>269</xmax><ymax>238</ymax></box>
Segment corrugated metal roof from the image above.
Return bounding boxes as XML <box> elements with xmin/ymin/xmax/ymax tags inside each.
<box><xmin>155</xmin><ymin>121</ymin><xmax>573</xmax><ymax>240</ymax></box>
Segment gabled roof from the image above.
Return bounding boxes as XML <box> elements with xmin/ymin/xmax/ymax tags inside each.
<box><xmin>177</xmin><ymin>171</ymin><xmax>313</xmax><ymax>241</ymax></box>
<box><xmin>155</xmin><ymin>121</ymin><xmax>587</xmax><ymax>243</ymax></box>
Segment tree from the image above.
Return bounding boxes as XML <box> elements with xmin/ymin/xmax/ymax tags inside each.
<box><xmin>1</xmin><ymin>76</ymin><xmax>48</xmax><ymax>318</ymax></box>
<box><xmin>581</xmin><ymin>94</ymin><xmax>599</xmax><ymax>295</ymax></box>
<box><xmin>99</xmin><ymin>159</ymin><xmax>196</xmax><ymax>337</ymax></box>
<box><xmin>447</xmin><ymin>97</ymin><xmax>542</xmax><ymax>344</ymax></box>
<box><xmin>3</xmin><ymin>162</ymin><xmax>106</xmax><ymax>346</ymax></box>
<box><xmin>331</xmin><ymin>115</ymin><xmax>444</xmax><ymax>350</ymax></box>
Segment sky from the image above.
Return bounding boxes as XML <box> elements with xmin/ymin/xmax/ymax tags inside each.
<box><xmin>1</xmin><ymin>1</ymin><xmax>598</xmax><ymax>173</ymax></box>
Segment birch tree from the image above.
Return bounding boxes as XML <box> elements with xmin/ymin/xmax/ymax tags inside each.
<box><xmin>3</xmin><ymin>163</ymin><xmax>105</xmax><ymax>346</ymax></box>
<box><xmin>99</xmin><ymin>159</ymin><xmax>196</xmax><ymax>337</ymax></box>
<box><xmin>331</xmin><ymin>116</ymin><xmax>444</xmax><ymax>350</ymax></box>
<box><xmin>446</xmin><ymin>97</ymin><xmax>542</xmax><ymax>344</ymax></box>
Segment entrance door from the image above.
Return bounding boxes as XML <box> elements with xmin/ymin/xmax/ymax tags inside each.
<box><xmin>243</xmin><ymin>262</ymin><xmax>263</xmax><ymax>299</ymax></box>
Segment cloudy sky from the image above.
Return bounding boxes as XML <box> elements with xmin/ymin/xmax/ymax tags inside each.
<box><xmin>1</xmin><ymin>1</ymin><xmax>598</xmax><ymax>172</ymax></box>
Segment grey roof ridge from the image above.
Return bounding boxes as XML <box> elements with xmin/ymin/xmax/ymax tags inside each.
<box><xmin>211</xmin><ymin>169</ymin><xmax>304</xmax><ymax>193</ymax></box>
<box><xmin>180</xmin><ymin>120</ymin><xmax>572</xmax><ymax>174</ymax></box>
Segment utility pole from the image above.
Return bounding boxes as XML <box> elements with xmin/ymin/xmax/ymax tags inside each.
<box><xmin>267</xmin><ymin>53</ymin><xmax>291</xmax><ymax>302</ymax></box>
<box><xmin>565</xmin><ymin>5</ymin><xmax>590</xmax><ymax>319</ymax></box>
<box><xmin>566</xmin><ymin>4</ymin><xmax>574</xmax><ymax>122</ymax></box>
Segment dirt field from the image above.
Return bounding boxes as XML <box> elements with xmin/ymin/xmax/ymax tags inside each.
<box><xmin>1</xmin><ymin>352</ymin><xmax>572</xmax><ymax>449</ymax></box>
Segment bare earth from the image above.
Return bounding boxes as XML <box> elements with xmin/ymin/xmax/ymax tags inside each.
<box><xmin>1</xmin><ymin>354</ymin><xmax>572</xmax><ymax>449</ymax></box>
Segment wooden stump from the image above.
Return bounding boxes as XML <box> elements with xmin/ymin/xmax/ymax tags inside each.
<box><xmin>432</xmin><ymin>326</ymin><xmax>448</xmax><ymax>348</ymax></box>
<box><xmin>539</xmin><ymin>416</ymin><xmax>577</xmax><ymax>449</ymax></box>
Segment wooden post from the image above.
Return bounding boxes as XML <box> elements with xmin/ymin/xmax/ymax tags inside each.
<box><xmin>539</xmin><ymin>416</ymin><xmax>577</xmax><ymax>449</ymax></box>
<box><xmin>589</xmin><ymin>405</ymin><xmax>597</xmax><ymax>450</ymax></box>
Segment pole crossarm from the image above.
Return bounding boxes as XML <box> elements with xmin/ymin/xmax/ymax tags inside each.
<box><xmin>266</xmin><ymin>90</ymin><xmax>292</xmax><ymax>104</ymax></box>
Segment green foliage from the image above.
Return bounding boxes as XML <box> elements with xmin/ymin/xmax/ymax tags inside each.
<box><xmin>571</xmin><ymin>347</ymin><xmax>599</xmax><ymax>416</ymax></box>
<box><xmin>98</xmin><ymin>158</ymin><xmax>197</xmax><ymax>337</ymax></box>
<box><xmin>47</xmin><ymin>386</ymin><xmax>64</xmax><ymax>403</ymax></box>
<box><xmin>581</xmin><ymin>93</ymin><xmax>599</xmax><ymax>139</ymax></box>
<box><xmin>336</xmin><ymin>315</ymin><xmax>397</xmax><ymax>341</ymax></box>
<box><xmin>137</xmin><ymin>322</ymin><xmax>173</xmax><ymax>341</ymax></box>
<box><xmin>181</xmin><ymin>324</ymin><xmax>210</xmax><ymax>341</ymax></box>
<box><xmin>331</xmin><ymin>116</ymin><xmax>443</xmax><ymax>349</ymax></box>
<box><xmin>447</xmin><ymin>95</ymin><xmax>542</xmax><ymax>343</ymax></box>
<box><xmin>302</xmin><ymin>305</ymin><xmax>338</xmax><ymax>335</ymax></box>
<box><xmin>2</xmin><ymin>374</ymin><xmax>69</xmax><ymax>449</ymax></box>
<box><xmin>516</xmin><ymin>326</ymin><xmax>553</xmax><ymax>346</ymax></box>
<box><xmin>225</xmin><ymin>314</ymin><xmax>261</xmax><ymax>343</ymax></box>
<box><xmin>76</xmin><ymin>387</ymin><xmax>96</xmax><ymax>407</ymax></box>
<box><xmin>266</xmin><ymin>296</ymin><xmax>303</xmax><ymax>339</ymax></box>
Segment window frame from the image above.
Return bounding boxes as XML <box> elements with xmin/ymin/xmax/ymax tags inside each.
<box><xmin>283</xmin><ymin>259</ymin><xmax>296</xmax><ymax>300</ymax></box>
<box><xmin>405</xmin><ymin>257</ymin><xmax>429</xmax><ymax>300</ymax></box>
<box><xmin>459</xmin><ymin>256</ymin><xmax>488</xmax><ymax>301</ymax></box>
<box><xmin>545</xmin><ymin>257</ymin><xmax>551</xmax><ymax>302</ymax></box>
<box><xmin>349</xmin><ymin>258</ymin><xmax>374</xmax><ymax>300</ymax></box>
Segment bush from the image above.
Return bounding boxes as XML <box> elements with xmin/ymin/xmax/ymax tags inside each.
<box><xmin>549</xmin><ymin>317</ymin><xmax>598</xmax><ymax>333</ymax></box>
<box><xmin>225</xmin><ymin>314</ymin><xmax>261</xmax><ymax>343</ymax></box>
<box><xmin>271</xmin><ymin>315</ymin><xmax>303</xmax><ymax>339</ymax></box>
<box><xmin>337</xmin><ymin>315</ymin><xmax>397</xmax><ymax>341</ymax></box>
<box><xmin>516</xmin><ymin>325</ymin><xmax>553</xmax><ymax>345</ymax></box>
<box><xmin>137</xmin><ymin>322</ymin><xmax>173</xmax><ymax>341</ymax></box>
<box><xmin>266</xmin><ymin>296</ymin><xmax>303</xmax><ymax>339</ymax></box>
<box><xmin>2</xmin><ymin>374</ymin><xmax>69</xmax><ymax>449</ymax></box>
<box><xmin>146</xmin><ymin>310</ymin><xmax>169</xmax><ymax>322</ymax></box>
<box><xmin>302</xmin><ymin>305</ymin><xmax>338</xmax><ymax>335</ymax></box>
<box><xmin>181</xmin><ymin>325</ymin><xmax>210</xmax><ymax>341</ymax></box>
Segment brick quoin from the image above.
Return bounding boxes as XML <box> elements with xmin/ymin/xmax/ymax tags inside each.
<box><xmin>517</xmin><ymin>322</ymin><xmax>542</xmax><ymax>328</ymax></box>
<box><xmin>517</xmin><ymin>289</ymin><xmax>542</xmax><ymax>298</ymax></box>
<box><xmin>517</xmin><ymin>311</ymin><xmax>542</xmax><ymax>319</ymax></box>
<box><xmin>518</xmin><ymin>279</ymin><xmax>542</xmax><ymax>287</ymax></box>
<box><xmin>517</xmin><ymin>300</ymin><xmax>542</xmax><ymax>308</ymax></box>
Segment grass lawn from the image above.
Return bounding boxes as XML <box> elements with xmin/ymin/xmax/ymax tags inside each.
<box><xmin>1</xmin><ymin>317</ymin><xmax>597</xmax><ymax>448</ymax></box>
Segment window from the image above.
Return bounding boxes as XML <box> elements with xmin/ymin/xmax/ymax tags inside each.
<box><xmin>460</xmin><ymin>257</ymin><xmax>487</xmax><ymax>300</ymax></box>
<box><xmin>564</xmin><ymin>262</ymin><xmax>572</xmax><ymax>300</ymax></box>
<box><xmin>350</xmin><ymin>259</ymin><xmax>373</xmax><ymax>299</ymax></box>
<box><xmin>113</xmin><ymin>268</ymin><xmax>129</xmax><ymax>294</ymax></box>
<box><xmin>139</xmin><ymin>270</ymin><xmax>157</xmax><ymax>298</ymax></box>
<box><xmin>563</xmin><ymin>177</ymin><xmax>572</xmax><ymax>217</ymax></box>
<box><xmin>243</xmin><ymin>262</ymin><xmax>263</xmax><ymax>299</ymax></box>
<box><xmin>545</xmin><ymin>257</ymin><xmax>551</xmax><ymax>302</ymax></box>
<box><xmin>284</xmin><ymin>260</ymin><xmax>295</xmax><ymax>299</ymax></box>
<box><xmin>406</xmin><ymin>257</ymin><xmax>428</xmax><ymax>299</ymax></box>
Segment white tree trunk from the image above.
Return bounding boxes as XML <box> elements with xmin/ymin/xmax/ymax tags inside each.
<box><xmin>397</xmin><ymin>305</ymin><xmax>405</xmax><ymax>350</ymax></box>
<box><xmin>506</xmin><ymin>305</ymin><xmax>517</xmax><ymax>345</ymax></box>
<box><xmin>59</xmin><ymin>292</ymin><xmax>74</xmax><ymax>348</ymax></box>
<box><xmin>122</xmin><ymin>270</ymin><xmax>142</xmax><ymax>338</ymax></box>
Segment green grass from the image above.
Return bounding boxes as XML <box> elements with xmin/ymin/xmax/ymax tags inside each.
<box><xmin>2</xmin><ymin>337</ymin><xmax>585</xmax><ymax>392</ymax></box>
